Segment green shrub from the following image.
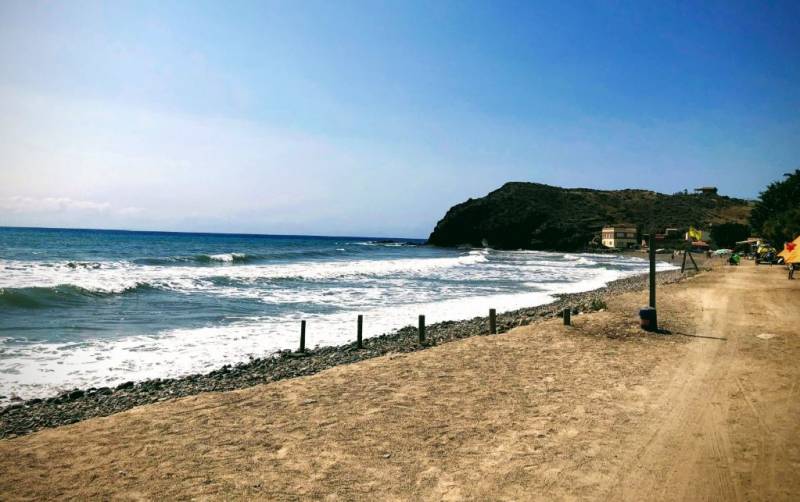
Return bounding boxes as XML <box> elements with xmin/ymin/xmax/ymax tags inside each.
<box><xmin>589</xmin><ymin>297</ymin><xmax>607</xmax><ymax>310</ymax></box>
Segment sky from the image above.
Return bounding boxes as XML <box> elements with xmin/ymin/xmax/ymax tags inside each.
<box><xmin>0</xmin><ymin>1</ymin><xmax>798</xmax><ymax>238</ymax></box>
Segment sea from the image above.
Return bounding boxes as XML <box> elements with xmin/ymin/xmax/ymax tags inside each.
<box><xmin>0</xmin><ymin>226</ymin><xmax>674</xmax><ymax>402</ymax></box>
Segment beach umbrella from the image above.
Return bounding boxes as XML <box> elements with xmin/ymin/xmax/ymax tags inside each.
<box><xmin>779</xmin><ymin>237</ymin><xmax>799</xmax><ymax>261</ymax></box>
<box><xmin>784</xmin><ymin>237</ymin><xmax>800</xmax><ymax>264</ymax></box>
<box><xmin>712</xmin><ymin>249</ymin><xmax>732</xmax><ymax>256</ymax></box>
<box><xmin>779</xmin><ymin>238</ymin><xmax>798</xmax><ymax>259</ymax></box>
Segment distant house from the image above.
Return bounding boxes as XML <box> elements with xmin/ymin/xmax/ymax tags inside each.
<box><xmin>601</xmin><ymin>225</ymin><xmax>637</xmax><ymax>249</ymax></box>
<box><xmin>694</xmin><ymin>186</ymin><xmax>718</xmax><ymax>195</ymax></box>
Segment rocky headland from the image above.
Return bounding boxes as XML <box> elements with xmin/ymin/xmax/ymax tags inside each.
<box><xmin>427</xmin><ymin>182</ymin><xmax>751</xmax><ymax>250</ymax></box>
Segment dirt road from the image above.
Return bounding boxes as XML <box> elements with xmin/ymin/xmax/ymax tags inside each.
<box><xmin>613</xmin><ymin>262</ymin><xmax>800</xmax><ymax>501</ymax></box>
<box><xmin>1</xmin><ymin>262</ymin><xmax>798</xmax><ymax>500</ymax></box>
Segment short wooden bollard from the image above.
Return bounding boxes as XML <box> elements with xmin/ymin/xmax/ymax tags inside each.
<box><xmin>357</xmin><ymin>314</ymin><xmax>363</xmax><ymax>349</ymax></box>
<box><xmin>299</xmin><ymin>320</ymin><xmax>306</xmax><ymax>353</ymax></box>
<box><xmin>563</xmin><ymin>308</ymin><xmax>571</xmax><ymax>326</ymax></box>
<box><xmin>489</xmin><ymin>308</ymin><xmax>497</xmax><ymax>334</ymax></box>
<box><xmin>418</xmin><ymin>315</ymin><xmax>426</xmax><ymax>343</ymax></box>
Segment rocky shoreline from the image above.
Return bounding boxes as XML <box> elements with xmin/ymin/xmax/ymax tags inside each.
<box><xmin>1</xmin><ymin>269</ymin><xmax>686</xmax><ymax>439</ymax></box>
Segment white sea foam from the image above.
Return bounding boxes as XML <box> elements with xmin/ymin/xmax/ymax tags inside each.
<box><xmin>208</xmin><ymin>253</ymin><xmax>246</xmax><ymax>262</ymax></box>
<box><xmin>0</xmin><ymin>251</ymin><xmax>489</xmax><ymax>295</ymax></box>
<box><xmin>0</xmin><ymin>250</ymin><xmax>678</xmax><ymax>401</ymax></box>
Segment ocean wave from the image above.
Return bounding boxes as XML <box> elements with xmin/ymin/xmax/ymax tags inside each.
<box><xmin>0</xmin><ymin>248</ymin><xmax>681</xmax><ymax>399</ymax></box>
<box><xmin>206</xmin><ymin>253</ymin><xmax>248</xmax><ymax>263</ymax></box>
<box><xmin>0</xmin><ymin>250</ymin><xmax>666</xmax><ymax>314</ymax></box>
<box><xmin>0</xmin><ymin>252</ymin><xmax>489</xmax><ymax>297</ymax></box>
<box><xmin>131</xmin><ymin>248</ymin><xmax>360</xmax><ymax>266</ymax></box>
<box><xmin>0</xmin><ymin>284</ymin><xmax>154</xmax><ymax>309</ymax></box>
<box><xmin>356</xmin><ymin>240</ymin><xmax>421</xmax><ymax>247</ymax></box>
<box><xmin>133</xmin><ymin>253</ymin><xmax>252</xmax><ymax>265</ymax></box>
<box><xmin>0</xmin><ymin>287</ymin><xmax>556</xmax><ymax>400</ymax></box>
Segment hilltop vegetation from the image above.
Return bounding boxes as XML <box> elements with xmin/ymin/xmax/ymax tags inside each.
<box><xmin>750</xmin><ymin>169</ymin><xmax>800</xmax><ymax>245</ymax></box>
<box><xmin>427</xmin><ymin>182</ymin><xmax>752</xmax><ymax>250</ymax></box>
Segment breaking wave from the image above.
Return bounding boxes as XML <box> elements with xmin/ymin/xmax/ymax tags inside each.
<box><xmin>0</xmin><ymin>284</ymin><xmax>155</xmax><ymax>309</ymax></box>
<box><xmin>0</xmin><ymin>251</ymin><xmax>490</xmax><ymax>302</ymax></box>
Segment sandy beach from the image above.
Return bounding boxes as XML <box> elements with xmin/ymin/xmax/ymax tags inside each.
<box><xmin>1</xmin><ymin>259</ymin><xmax>798</xmax><ymax>500</ymax></box>
<box><xmin>3</xmin><ymin>2</ymin><xmax>797</xmax><ymax>499</ymax></box>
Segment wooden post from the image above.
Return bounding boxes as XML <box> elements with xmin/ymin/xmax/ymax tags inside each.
<box><xmin>418</xmin><ymin>315</ymin><xmax>426</xmax><ymax>344</ymax></box>
<box><xmin>357</xmin><ymin>314</ymin><xmax>363</xmax><ymax>349</ymax></box>
<box><xmin>299</xmin><ymin>320</ymin><xmax>306</xmax><ymax>353</ymax></box>
<box><xmin>648</xmin><ymin>234</ymin><xmax>658</xmax><ymax>330</ymax></box>
<box><xmin>563</xmin><ymin>308</ymin><xmax>571</xmax><ymax>326</ymax></box>
<box><xmin>489</xmin><ymin>308</ymin><xmax>497</xmax><ymax>334</ymax></box>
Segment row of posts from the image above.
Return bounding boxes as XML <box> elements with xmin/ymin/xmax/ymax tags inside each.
<box><xmin>296</xmin><ymin>234</ymin><xmax>664</xmax><ymax>354</ymax></box>
<box><xmin>298</xmin><ymin>314</ymin><xmax>437</xmax><ymax>352</ymax></box>
<box><xmin>296</xmin><ymin>306</ymin><xmax>577</xmax><ymax>353</ymax></box>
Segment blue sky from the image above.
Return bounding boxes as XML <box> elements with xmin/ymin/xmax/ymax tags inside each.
<box><xmin>0</xmin><ymin>0</ymin><xmax>798</xmax><ymax>237</ymax></box>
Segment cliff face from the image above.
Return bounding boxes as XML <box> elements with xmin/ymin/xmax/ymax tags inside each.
<box><xmin>427</xmin><ymin>182</ymin><xmax>752</xmax><ymax>250</ymax></box>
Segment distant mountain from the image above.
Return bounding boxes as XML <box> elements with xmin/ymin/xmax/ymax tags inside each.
<box><xmin>427</xmin><ymin>182</ymin><xmax>752</xmax><ymax>250</ymax></box>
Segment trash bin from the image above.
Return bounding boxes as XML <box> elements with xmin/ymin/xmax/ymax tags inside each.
<box><xmin>639</xmin><ymin>307</ymin><xmax>657</xmax><ymax>331</ymax></box>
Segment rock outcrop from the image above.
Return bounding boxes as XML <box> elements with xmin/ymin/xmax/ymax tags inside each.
<box><xmin>427</xmin><ymin>182</ymin><xmax>751</xmax><ymax>250</ymax></box>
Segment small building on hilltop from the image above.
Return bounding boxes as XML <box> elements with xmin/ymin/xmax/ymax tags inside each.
<box><xmin>694</xmin><ymin>186</ymin><xmax>718</xmax><ymax>195</ymax></box>
<box><xmin>601</xmin><ymin>224</ymin><xmax>637</xmax><ymax>249</ymax></box>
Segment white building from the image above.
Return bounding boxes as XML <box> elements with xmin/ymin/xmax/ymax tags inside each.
<box><xmin>601</xmin><ymin>225</ymin><xmax>638</xmax><ymax>249</ymax></box>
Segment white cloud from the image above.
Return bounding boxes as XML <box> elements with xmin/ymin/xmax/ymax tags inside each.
<box><xmin>0</xmin><ymin>196</ymin><xmax>109</xmax><ymax>213</ymax></box>
<box><xmin>0</xmin><ymin>196</ymin><xmax>144</xmax><ymax>216</ymax></box>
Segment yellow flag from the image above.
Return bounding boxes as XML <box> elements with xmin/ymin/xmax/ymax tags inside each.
<box><xmin>688</xmin><ymin>226</ymin><xmax>702</xmax><ymax>241</ymax></box>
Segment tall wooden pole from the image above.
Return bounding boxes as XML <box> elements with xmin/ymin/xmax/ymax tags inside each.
<box><xmin>649</xmin><ymin>234</ymin><xmax>656</xmax><ymax>309</ymax></box>
<box><xmin>648</xmin><ymin>233</ymin><xmax>658</xmax><ymax>331</ymax></box>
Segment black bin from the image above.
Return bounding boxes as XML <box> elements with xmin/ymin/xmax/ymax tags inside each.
<box><xmin>639</xmin><ymin>307</ymin><xmax>657</xmax><ymax>331</ymax></box>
